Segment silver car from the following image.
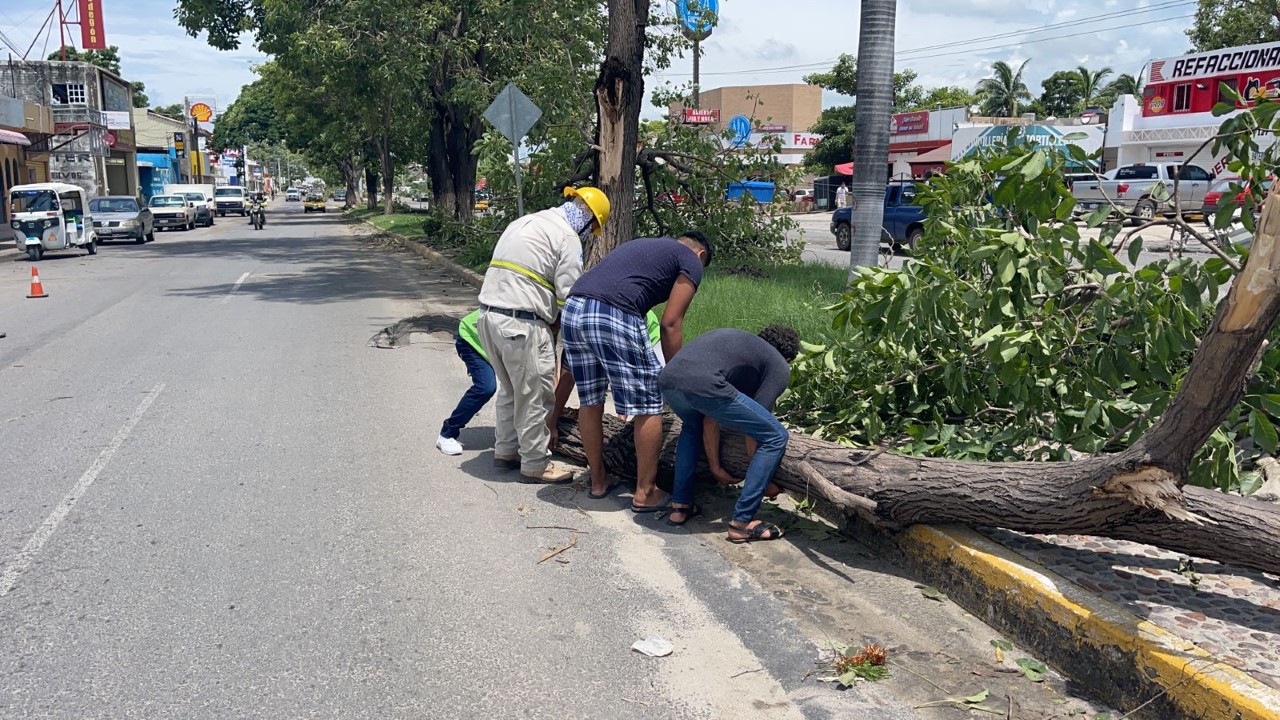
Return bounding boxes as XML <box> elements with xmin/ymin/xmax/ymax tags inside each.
<box><xmin>89</xmin><ymin>196</ymin><xmax>154</xmax><ymax>244</ymax></box>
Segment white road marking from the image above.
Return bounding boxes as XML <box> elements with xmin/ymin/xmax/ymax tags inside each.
<box><xmin>0</xmin><ymin>383</ymin><xmax>166</xmax><ymax>598</ymax></box>
<box><xmin>221</xmin><ymin>271</ymin><xmax>252</xmax><ymax>304</ymax></box>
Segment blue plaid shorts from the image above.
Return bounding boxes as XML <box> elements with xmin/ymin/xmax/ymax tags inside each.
<box><xmin>562</xmin><ymin>296</ymin><xmax>664</xmax><ymax>416</ymax></box>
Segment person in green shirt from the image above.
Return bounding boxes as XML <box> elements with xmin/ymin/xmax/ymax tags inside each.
<box><xmin>437</xmin><ymin>310</ymin><xmax>498</xmax><ymax>455</ymax></box>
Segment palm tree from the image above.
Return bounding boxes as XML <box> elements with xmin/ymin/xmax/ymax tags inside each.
<box><xmin>976</xmin><ymin>59</ymin><xmax>1032</xmax><ymax>117</ymax></box>
<box><xmin>1075</xmin><ymin>65</ymin><xmax>1115</xmax><ymax>108</ymax></box>
<box><xmin>1105</xmin><ymin>72</ymin><xmax>1144</xmax><ymax>97</ymax></box>
<box><xmin>848</xmin><ymin>0</ymin><xmax>897</xmax><ymax>272</ymax></box>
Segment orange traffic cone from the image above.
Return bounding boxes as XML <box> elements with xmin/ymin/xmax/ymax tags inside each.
<box><xmin>27</xmin><ymin>267</ymin><xmax>48</xmax><ymax>298</ymax></box>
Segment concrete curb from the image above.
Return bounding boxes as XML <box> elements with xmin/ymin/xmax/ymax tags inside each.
<box><xmin>349</xmin><ymin>213</ymin><xmax>483</xmax><ymax>289</ymax></box>
<box><xmin>844</xmin><ymin>522</ymin><xmax>1280</xmax><ymax>720</ymax></box>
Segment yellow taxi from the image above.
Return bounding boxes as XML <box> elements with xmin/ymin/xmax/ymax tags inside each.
<box><xmin>303</xmin><ymin>193</ymin><xmax>326</xmax><ymax>213</ymax></box>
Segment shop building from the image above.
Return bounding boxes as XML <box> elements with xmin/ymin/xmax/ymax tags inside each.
<box><xmin>0</xmin><ymin>94</ymin><xmax>55</xmax><ymax>224</ymax></box>
<box><xmin>132</xmin><ymin>108</ymin><xmax>214</xmax><ymax>199</ymax></box>
<box><xmin>3</xmin><ymin>60</ymin><xmax>139</xmax><ymax>198</ymax></box>
<box><xmin>1105</xmin><ymin>40</ymin><xmax>1280</xmax><ymax>173</ymax></box>
<box><xmin>670</xmin><ymin>83</ymin><xmax>824</xmax><ymax>167</ymax></box>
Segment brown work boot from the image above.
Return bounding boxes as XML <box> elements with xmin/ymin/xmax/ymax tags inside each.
<box><xmin>494</xmin><ymin>454</ymin><xmax>520</xmax><ymax>470</ymax></box>
<box><xmin>519</xmin><ymin>462</ymin><xmax>574</xmax><ymax>485</ymax></box>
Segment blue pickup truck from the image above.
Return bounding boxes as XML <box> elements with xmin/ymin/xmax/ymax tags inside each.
<box><xmin>830</xmin><ymin>180</ymin><xmax>927</xmax><ymax>251</ymax></box>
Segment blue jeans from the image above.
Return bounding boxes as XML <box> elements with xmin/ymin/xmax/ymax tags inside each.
<box><xmin>664</xmin><ymin>389</ymin><xmax>788</xmax><ymax>524</ymax></box>
<box><xmin>440</xmin><ymin>336</ymin><xmax>497</xmax><ymax>439</ymax></box>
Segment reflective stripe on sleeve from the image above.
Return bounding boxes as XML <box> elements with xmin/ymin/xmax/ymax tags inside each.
<box><xmin>489</xmin><ymin>260</ymin><xmax>554</xmax><ymax>291</ymax></box>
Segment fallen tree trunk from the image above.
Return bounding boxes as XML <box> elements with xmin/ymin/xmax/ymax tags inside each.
<box><xmin>553</xmin><ymin>187</ymin><xmax>1280</xmax><ymax>579</ymax></box>
<box><xmin>553</xmin><ymin>412</ymin><xmax>1280</xmax><ymax>577</ymax></box>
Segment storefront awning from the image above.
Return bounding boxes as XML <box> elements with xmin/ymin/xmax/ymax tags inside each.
<box><xmin>834</xmin><ymin>162</ymin><xmax>853</xmax><ymax>176</ymax></box>
<box><xmin>0</xmin><ymin>128</ymin><xmax>32</xmax><ymax>147</ymax></box>
<box><xmin>907</xmin><ymin>144</ymin><xmax>953</xmax><ymax>165</ymax></box>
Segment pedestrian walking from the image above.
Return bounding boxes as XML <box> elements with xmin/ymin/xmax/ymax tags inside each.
<box><xmin>477</xmin><ymin>186</ymin><xmax>610</xmax><ymax>483</ymax></box>
<box><xmin>436</xmin><ymin>310</ymin><xmax>497</xmax><ymax>456</ymax></box>
<box><xmin>658</xmin><ymin>325</ymin><xmax>800</xmax><ymax>542</ymax></box>
<box><xmin>560</xmin><ymin>232</ymin><xmax>713</xmax><ymax>509</ymax></box>
<box><xmin>835</xmin><ymin>184</ymin><xmax>848</xmax><ymax>208</ymax></box>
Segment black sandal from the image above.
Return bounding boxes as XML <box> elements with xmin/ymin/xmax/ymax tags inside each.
<box><xmin>727</xmin><ymin>521</ymin><xmax>784</xmax><ymax>544</ymax></box>
<box><xmin>667</xmin><ymin>503</ymin><xmax>702</xmax><ymax>526</ymax></box>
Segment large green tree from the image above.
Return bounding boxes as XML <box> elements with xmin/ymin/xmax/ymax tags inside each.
<box><xmin>211</xmin><ymin>78</ymin><xmax>285</xmax><ymax>153</ymax></box>
<box><xmin>174</xmin><ymin>0</ymin><xmax>603</xmax><ymax>218</ymax></box>
<box><xmin>48</xmin><ymin>45</ymin><xmax>122</xmax><ymax>74</ymax></box>
<box><xmin>976</xmin><ymin>59</ymin><xmax>1032</xmax><ymax>117</ymax></box>
<box><xmin>1188</xmin><ymin>0</ymin><xmax>1280</xmax><ymax>50</ymax></box>
<box><xmin>801</xmin><ymin>58</ymin><xmax>929</xmax><ymax>174</ymax></box>
<box><xmin>1037</xmin><ymin>70</ymin><xmax>1085</xmax><ymax>118</ymax></box>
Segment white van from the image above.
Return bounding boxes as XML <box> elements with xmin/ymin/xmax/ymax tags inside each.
<box><xmin>164</xmin><ymin>184</ymin><xmax>216</xmax><ymax>226</ymax></box>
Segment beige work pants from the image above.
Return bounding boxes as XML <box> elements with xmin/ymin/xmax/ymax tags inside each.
<box><xmin>476</xmin><ymin>311</ymin><xmax>555</xmax><ymax>472</ymax></box>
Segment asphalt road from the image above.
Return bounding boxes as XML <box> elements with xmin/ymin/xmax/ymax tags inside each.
<box><xmin>0</xmin><ymin>201</ymin><xmax>920</xmax><ymax>719</ymax></box>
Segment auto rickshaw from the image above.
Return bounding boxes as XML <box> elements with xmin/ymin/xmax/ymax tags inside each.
<box><xmin>8</xmin><ymin>182</ymin><xmax>98</xmax><ymax>261</ymax></box>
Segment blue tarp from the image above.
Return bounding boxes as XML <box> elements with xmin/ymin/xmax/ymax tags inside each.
<box><xmin>725</xmin><ymin>181</ymin><xmax>775</xmax><ymax>203</ymax></box>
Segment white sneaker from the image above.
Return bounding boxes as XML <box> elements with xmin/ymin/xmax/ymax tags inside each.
<box><xmin>436</xmin><ymin>435</ymin><xmax>463</xmax><ymax>455</ymax></box>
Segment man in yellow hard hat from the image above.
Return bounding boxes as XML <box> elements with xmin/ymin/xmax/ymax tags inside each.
<box><xmin>476</xmin><ymin>186</ymin><xmax>609</xmax><ymax>483</ymax></box>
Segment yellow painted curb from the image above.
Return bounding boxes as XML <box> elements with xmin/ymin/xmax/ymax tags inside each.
<box><xmin>897</xmin><ymin>525</ymin><xmax>1280</xmax><ymax>720</ymax></box>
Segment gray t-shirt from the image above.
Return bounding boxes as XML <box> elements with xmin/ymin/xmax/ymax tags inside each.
<box><xmin>658</xmin><ymin>328</ymin><xmax>791</xmax><ymax>409</ymax></box>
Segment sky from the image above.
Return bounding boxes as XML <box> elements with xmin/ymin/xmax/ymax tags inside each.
<box><xmin>0</xmin><ymin>0</ymin><xmax>1198</xmax><ymax>121</ymax></box>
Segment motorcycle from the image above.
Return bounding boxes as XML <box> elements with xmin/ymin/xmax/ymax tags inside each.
<box><xmin>249</xmin><ymin>201</ymin><xmax>265</xmax><ymax>230</ymax></box>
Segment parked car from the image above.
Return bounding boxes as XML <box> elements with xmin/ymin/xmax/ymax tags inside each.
<box><xmin>89</xmin><ymin>196</ymin><xmax>154</xmax><ymax>243</ymax></box>
<box><xmin>791</xmin><ymin>188</ymin><xmax>815</xmax><ymax>203</ymax></box>
<box><xmin>164</xmin><ymin>184</ymin><xmax>216</xmax><ymax>223</ymax></box>
<box><xmin>286</xmin><ymin>188</ymin><xmax>301</xmax><ymax>202</ymax></box>
<box><xmin>304</xmin><ymin>193</ymin><xmax>326</xmax><ymax>213</ymax></box>
<box><xmin>333</xmin><ymin>189</ymin><xmax>347</xmax><ymax>202</ymax></box>
<box><xmin>214</xmin><ymin>186</ymin><xmax>247</xmax><ymax>216</ymax></box>
<box><xmin>1073</xmin><ymin>163</ymin><xmax>1214</xmax><ymax>224</ymax></box>
<box><xmin>149</xmin><ymin>194</ymin><xmax>197</xmax><ymax>231</ymax></box>
<box><xmin>1202</xmin><ymin>175</ymin><xmax>1274</xmax><ymax>223</ymax></box>
<box><xmin>830</xmin><ymin>180</ymin><xmax>926</xmax><ymax>252</ymax></box>
<box><xmin>180</xmin><ymin>192</ymin><xmax>215</xmax><ymax>226</ymax></box>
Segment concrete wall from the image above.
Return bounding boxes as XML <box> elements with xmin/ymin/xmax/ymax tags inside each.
<box><xmin>690</xmin><ymin>83</ymin><xmax>823</xmax><ymax>133</ymax></box>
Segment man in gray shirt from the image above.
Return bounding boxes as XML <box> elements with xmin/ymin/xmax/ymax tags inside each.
<box><xmin>657</xmin><ymin>325</ymin><xmax>799</xmax><ymax>542</ymax></box>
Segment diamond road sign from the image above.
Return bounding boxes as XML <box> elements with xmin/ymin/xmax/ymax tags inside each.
<box><xmin>483</xmin><ymin>83</ymin><xmax>542</xmax><ymax>146</ymax></box>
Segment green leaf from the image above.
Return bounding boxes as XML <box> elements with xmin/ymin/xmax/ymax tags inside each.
<box><xmin>916</xmin><ymin>584</ymin><xmax>949</xmax><ymax>602</ymax></box>
<box><xmin>1021</xmin><ymin>151</ymin><xmax>1046</xmax><ymax>180</ymax></box>
<box><xmin>1015</xmin><ymin>657</ymin><xmax>1047</xmax><ymax>682</ymax></box>
<box><xmin>962</xmin><ymin>690</ymin><xmax>990</xmax><ymax>703</ymax></box>
<box><xmin>1061</xmin><ymin>132</ymin><xmax>1089</xmax><ymax>141</ymax></box>
<box><xmin>997</xmin><ymin>253</ymin><xmax>1016</xmax><ymax>284</ymax></box>
<box><xmin>1250</xmin><ymin>408</ymin><xmax>1279</xmax><ymax>454</ymax></box>
<box><xmin>1127</xmin><ymin>236</ymin><xmax>1144</xmax><ymax>266</ymax></box>
<box><xmin>837</xmin><ymin>671</ymin><xmax>860</xmax><ymax>686</ymax></box>
<box><xmin>999</xmin><ymin>344</ymin><xmax>1019</xmax><ymax>362</ymax></box>
<box><xmin>1084</xmin><ymin>204</ymin><xmax>1112</xmax><ymax>228</ymax></box>
<box><xmin>1212</xmin><ymin>101</ymin><xmax>1237</xmax><ymax>117</ymax></box>
<box><xmin>973</xmin><ymin>324</ymin><xmax>1005</xmax><ymax>347</ymax></box>
<box><xmin>990</xmin><ymin>640</ymin><xmax>1013</xmax><ymax>651</ymax></box>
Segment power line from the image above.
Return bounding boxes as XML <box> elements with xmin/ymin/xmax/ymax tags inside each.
<box><xmin>655</xmin><ymin>1</ymin><xmax>1195</xmax><ymax>78</ymax></box>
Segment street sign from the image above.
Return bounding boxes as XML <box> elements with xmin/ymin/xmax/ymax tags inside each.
<box><xmin>484</xmin><ymin>83</ymin><xmax>542</xmax><ymax>146</ymax></box>
<box><xmin>676</xmin><ymin>0</ymin><xmax>718</xmax><ymax>40</ymax></box>
<box><xmin>483</xmin><ymin>83</ymin><xmax>543</xmax><ymax>216</ymax></box>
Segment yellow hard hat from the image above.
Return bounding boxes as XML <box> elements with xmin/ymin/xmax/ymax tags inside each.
<box><xmin>563</xmin><ymin>186</ymin><xmax>610</xmax><ymax>236</ymax></box>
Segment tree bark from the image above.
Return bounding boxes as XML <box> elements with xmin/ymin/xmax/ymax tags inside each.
<box><xmin>848</xmin><ymin>0</ymin><xmax>896</xmax><ymax>274</ymax></box>
<box><xmin>586</xmin><ymin>0</ymin><xmax>649</xmax><ymax>268</ymax></box>
<box><xmin>340</xmin><ymin>154</ymin><xmax>359</xmax><ymax>209</ymax></box>
<box><xmin>551</xmin><ymin>189</ymin><xmax>1280</xmax><ymax>579</ymax></box>
<box><xmin>365</xmin><ymin>166</ymin><xmax>379</xmax><ymax>210</ymax></box>
<box><xmin>426</xmin><ymin>103</ymin><xmax>481</xmax><ymax>221</ymax></box>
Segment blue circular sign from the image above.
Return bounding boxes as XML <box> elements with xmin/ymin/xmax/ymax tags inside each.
<box><xmin>676</xmin><ymin>0</ymin><xmax>719</xmax><ymax>36</ymax></box>
<box><xmin>727</xmin><ymin>115</ymin><xmax>752</xmax><ymax>148</ymax></box>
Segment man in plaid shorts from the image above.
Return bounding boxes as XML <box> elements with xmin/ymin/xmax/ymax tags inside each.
<box><xmin>561</xmin><ymin>232</ymin><xmax>712</xmax><ymax>510</ymax></box>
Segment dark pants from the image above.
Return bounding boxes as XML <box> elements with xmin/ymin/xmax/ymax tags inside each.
<box><xmin>663</xmin><ymin>389</ymin><xmax>789</xmax><ymax>524</ymax></box>
<box><xmin>440</xmin><ymin>335</ymin><xmax>497</xmax><ymax>439</ymax></box>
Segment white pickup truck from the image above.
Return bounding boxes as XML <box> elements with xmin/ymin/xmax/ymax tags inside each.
<box><xmin>1073</xmin><ymin>163</ymin><xmax>1215</xmax><ymax>224</ymax></box>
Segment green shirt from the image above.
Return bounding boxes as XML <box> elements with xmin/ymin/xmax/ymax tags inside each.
<box><xmin>646</xmin><ymin>311</ymin><xmax>661</xmax><ymax>348</ymax></box>
<box><xmin>458</xmin><ymin>310</ymin><xmax>488</xmax><ymax>361</ymax></box>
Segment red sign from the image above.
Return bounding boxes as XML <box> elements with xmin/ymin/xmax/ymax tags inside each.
<box><xmin>103</xmin><ymin>131</ymin><xmax>116</xmax><ymax>147</ymax></box>
<box><xmin>891</xmin><ymin>111</ymin><xmax>929</xmax><ymax>136</ymax></box>
<box><xmin>681</xmin><ymin>108</ymin><xmax>720</xmax><ymax>124</ymax></box>
<box><xmin>79</xmin><ymin>0</ymin><xmax>107</xmax><ymax>50</ymax></box>
<box><xmin>759</xmin><ymin>123</ymin><xmax>787</xmax><ymax>132</ymax></box>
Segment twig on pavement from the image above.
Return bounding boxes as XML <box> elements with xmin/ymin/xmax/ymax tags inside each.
<box><xmin>537</xmin><ymin>532</ymin><xmax>579</xmax><ymax>564</ymax></box>
<box><xmin>731</xmin><ymin>667</ymin><xmax>764</xmax><ymax>679</ymax></box>
<box><xmin>526</xmin><ymin>525</ymin><xmax>590</xmax><ymax>533</ymax></box>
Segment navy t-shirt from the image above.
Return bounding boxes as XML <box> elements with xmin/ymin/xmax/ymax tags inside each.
<box><xmin>569</xmin><ymin>237</ymin><xmax>704</xmax><ymax>317</ymax></box>
<box><xmin>658</xmin><ymin>329</ymin><xmax>791</xmax><ymax>410</ymax></box>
